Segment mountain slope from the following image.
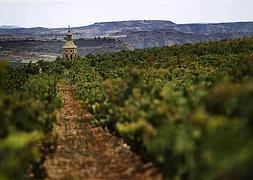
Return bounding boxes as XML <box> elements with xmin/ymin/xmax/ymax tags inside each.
<box><xmin>0</xmin><ymin>25</ymin><xmax>22</xmax><ymax>29</ymax></box>
<box><xmin>1</xmin><ymin>20</ymin><xmax>253</xmax><ymax>49</ymax></box>
<box><xmin>173</xmin><ymin>22</ymin><xmax>253</xmax><ymax>34</ymax></box>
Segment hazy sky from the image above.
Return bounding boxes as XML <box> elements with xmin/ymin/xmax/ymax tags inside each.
<box><xmin>1</xmin><ymin>0</ymin><xmax>253</xmax><ymax>28</ymax></box>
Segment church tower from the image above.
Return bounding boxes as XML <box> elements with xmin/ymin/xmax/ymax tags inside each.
<box><xmin>63</xmin><ymin>29</ymin><xmax>78</xmax><ymax>60</ymax></box>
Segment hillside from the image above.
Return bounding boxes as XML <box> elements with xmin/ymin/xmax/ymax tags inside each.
<box><xmin>1</xmin><ymin>20</ymin><xmax>253</xmax><ymax>49</ymax></box>
<box><xmin>1</xmin><ymin>37</ymin><xmax>252</xmax><ymax>179</ymax></box>
<box><xmin>0</xmin><ymin>20</ymin><xmax>176</xmax><ymax>38</ymax></box>
<box><xmin>0</xmin><ymin>25</ymin><xmax>22</xmax><ymax>29</ymax></box>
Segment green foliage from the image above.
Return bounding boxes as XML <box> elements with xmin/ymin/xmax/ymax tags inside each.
<box><xmin>24</xmin><ymin>74</ymin><xmax>62</xmax><ymax>114</ymax></box>
<box><xmin>0</xmin><ymin>62</ymin><xmax>39</xmax><ymax>91</ymax></box>
<box><xmin>0</xmin><ymin>132</ymin><xmax>42</xmax><ymax>180</ymax></box>
<box><xmin>69</xmin><ymin>37</ymin><xmax>253</xmax><ymax>179</ymax></box>
<box><xmin>0</xmin><ymin>60</ymin><xmax>63</xmax><ymax>179</ymax></box>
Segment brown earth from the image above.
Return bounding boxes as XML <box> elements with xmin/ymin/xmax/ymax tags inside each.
<box><xmin>43</xmin><ymin>85</ymin><xmax>163</xmax><ymax>180</ymax></box>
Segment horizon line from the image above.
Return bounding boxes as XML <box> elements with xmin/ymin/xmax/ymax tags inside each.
<box><xmin>1</xmin><ymin>19</ymin><xmax>253</xmax><ymax>29</ymax></box>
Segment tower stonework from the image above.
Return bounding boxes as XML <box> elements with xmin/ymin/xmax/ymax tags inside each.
<box><xmin>63</xmin><ymin>30</ymin><xmax>78</xmax><ymax>60</ymax></box>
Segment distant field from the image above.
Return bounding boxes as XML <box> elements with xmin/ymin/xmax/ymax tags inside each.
<box><xmin>0</xmin><ymin>38</ymin><xmax>130</xmax><ymax>63</ymax></box>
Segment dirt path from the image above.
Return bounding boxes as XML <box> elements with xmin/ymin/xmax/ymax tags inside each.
<box><xmin>43</xmin><ymin>85</ymin><xmax>163</xmax><ymax>180</ymax></box>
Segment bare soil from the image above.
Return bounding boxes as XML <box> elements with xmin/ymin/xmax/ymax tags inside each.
<box><xmin>43</xmin><ymin>85</ymin><xmax>163</xmax><ymax>180</ymax></box>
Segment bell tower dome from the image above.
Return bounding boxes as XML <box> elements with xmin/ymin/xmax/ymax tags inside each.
<box><xmin>63</xmin><ymin>27</ymin><xmax>78</xmax><ymax>60</ymax></box>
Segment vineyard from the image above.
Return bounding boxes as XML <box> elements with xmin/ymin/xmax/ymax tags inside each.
<box><xmin>1</xmin><ymin>38</ymin><xmax>253</xmax><ymax>179</ymax></box>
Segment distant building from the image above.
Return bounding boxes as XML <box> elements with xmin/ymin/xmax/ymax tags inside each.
<box><xmin>63</xmin><ymin>30</ymin><xmax>78</xmax><ymax>60</ymax></box>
